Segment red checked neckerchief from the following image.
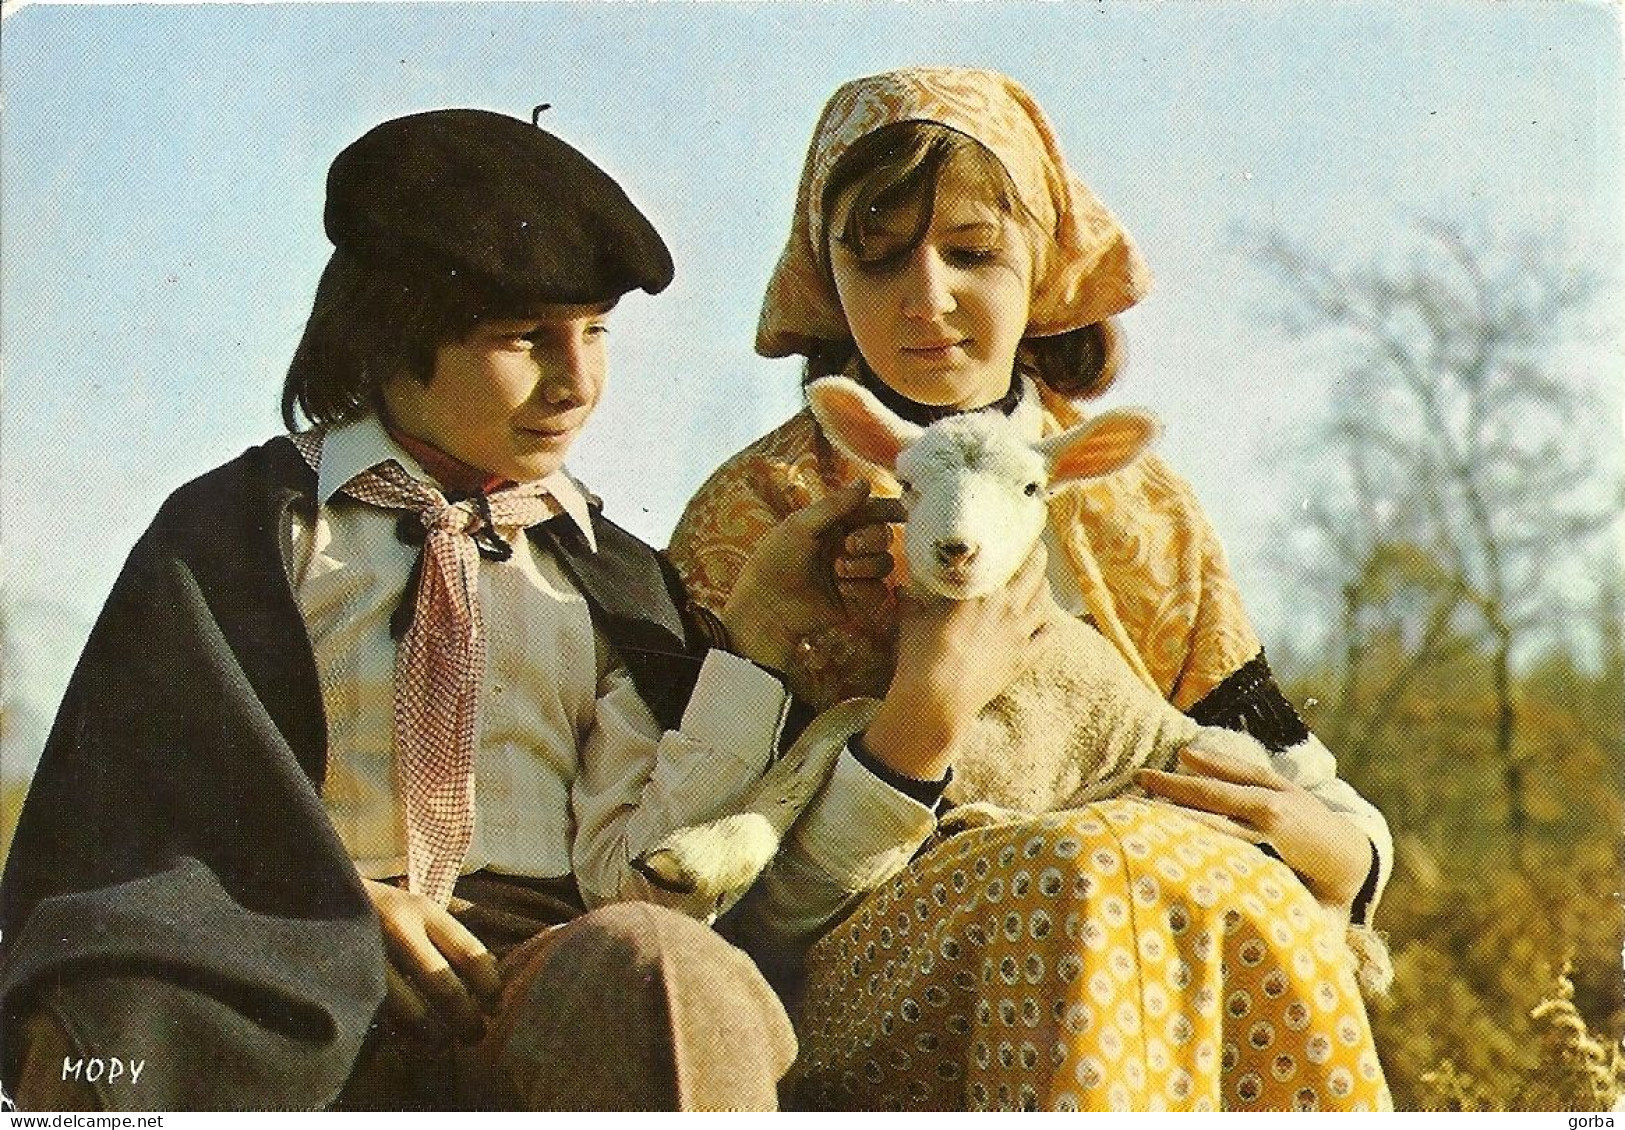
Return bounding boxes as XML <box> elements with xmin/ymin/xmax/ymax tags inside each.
<box><xmin>289</xmin><ymin>429</ymin><xmax>563</xmax><ymax>905</ymax></box>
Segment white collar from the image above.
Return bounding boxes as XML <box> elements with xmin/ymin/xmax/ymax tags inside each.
<box><xmin>307</xmin><ymin>416</ymin><xmax>598</xmax><ymax>552</ymax></box>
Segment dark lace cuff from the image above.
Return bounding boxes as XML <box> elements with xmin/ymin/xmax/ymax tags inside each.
<box><xmin>850</xmin><ymin>730</ymin><xmax>953</xmax><ymax>808</ymax></box>
<box><xmin>1187</xmin><ymin>650</ymin><xmax>1310</xmax><ymax>753</ymax></box>
<box><xmin>1350</xmin><ymin>837</ymin><xmax>1381</xmax><ymax>926</ymax></box>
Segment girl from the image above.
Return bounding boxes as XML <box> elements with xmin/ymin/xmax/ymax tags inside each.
<box><xmin>670</xmin><ymin>67</ymin><xmax>1394</xmax><ymax>1111</ymax></box>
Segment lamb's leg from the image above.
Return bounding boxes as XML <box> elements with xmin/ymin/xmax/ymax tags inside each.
<box><xmin>632</xmin><ymin>698</ymin><xmax>880</xmax><ymax>916</ymax></box>
<box><xmin>1053</xmin><ymin>722</ymin><xmax>1283</xmax><ymax>809</ymax></box>
<box><xmin>632</xmin><ymin>812</ymin><xmax>785</xmax><ymax>896</ymax></box>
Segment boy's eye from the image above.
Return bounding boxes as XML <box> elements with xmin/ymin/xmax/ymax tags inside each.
<box><xmin>497</xmin><ymin>321</ymin><xmax>609</xmax><ymax>349</ymax></box>
<box><xmin>1024</xmin><ymin>482</ymin><xmax>1041</xmax><ymax>497</ymax></box>
<box><xmin>492</xmin><ymin>327</ymin><xmax>540</xmax><ymax>349</ymax></box>
<box><xmin>947</xmin><ymin>245</ymin><xmax>1001</xmax><ymax>267</ymax></box>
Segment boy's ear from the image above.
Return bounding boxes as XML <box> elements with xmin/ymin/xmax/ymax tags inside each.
<box><xmin>1036</xmin><ymin>408</ymin><xmax>1160</xmax><ymax>487</ymax></box>
<box><xmin>806</xmin><ymin>377</ymin><xmax>923</xmax><ymax>472</ymax></box>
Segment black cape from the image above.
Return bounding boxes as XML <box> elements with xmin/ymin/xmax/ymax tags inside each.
<box><xmin>0</xmin><ymin>437</ymin><xmax>705</xmax><ymax>1110</ymax></box>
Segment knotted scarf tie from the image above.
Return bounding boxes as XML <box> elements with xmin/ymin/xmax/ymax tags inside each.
<box><xmin>290</xmin><ymin>432</ymin><xmax>562</xmax><ymax>905</ymax></box>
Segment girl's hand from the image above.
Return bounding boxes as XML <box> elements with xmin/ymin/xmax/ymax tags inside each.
<box><xmin>362</xmin><ymin>878</ymin><xmax>502</xmax><ymax>1043</ymax></box>
<box><xmin>721</xmin><ymin>483</ymin><xmax>904</xmax><ymax>670</ymax></box>
<box><xmin>1134</xmin><ymin>744</ymin><xmax>1373</xmax><ymax>914</ymax></box>
<box><xmin>863</xmin><ymin>544</ymin><xmax>1058</xmax><ymax>782</ymax></box>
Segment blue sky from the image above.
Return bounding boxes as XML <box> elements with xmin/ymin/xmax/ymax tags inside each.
<box><xmin>2</xmin><ymin>1</ymin><xmax>1621</xmax><ymax>777</ymax></box>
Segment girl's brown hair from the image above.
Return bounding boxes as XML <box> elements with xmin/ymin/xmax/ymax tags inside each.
<box><xmin>281</xmin><ymin>251</ymin><xmax>535</xmax><ymax>430</ymax></box>
<box><xmin>806</xmin><ymin>120</ymin><xmax>1121</xmax><ymax>400</ymax></box>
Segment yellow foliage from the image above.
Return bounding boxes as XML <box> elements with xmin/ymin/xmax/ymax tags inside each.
<box><xmin>1291</xmin><ymin>650</ymin><xmax>1624</xmax><ymax>1112</ymax></box>
<box><xmin>1516</xmin><ymin>962</ymin><xmax>1624</xmax><ymax>1111</ymax></box>
<box><xmin>0</xmin><ymin>776</ymin><xmax>27</xmax><ymax>874</ymax></box>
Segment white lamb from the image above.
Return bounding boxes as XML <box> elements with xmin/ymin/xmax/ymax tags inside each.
<box><xmin>635</xmin><ymin>375</ymin><xmax>1338</xmax><ymax>920</ymax></box>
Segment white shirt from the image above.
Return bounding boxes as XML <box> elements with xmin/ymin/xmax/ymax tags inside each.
<box><xmin>289</xmin><ymin>417</ymin><xmax>935</xmax><ymax>934</ymax></box>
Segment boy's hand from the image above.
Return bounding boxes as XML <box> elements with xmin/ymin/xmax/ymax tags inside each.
<box><xmin>721</xmin><ymin>482</ymin><xmax>904</xmax><ymax>670</ymax></box>
<box><xmin>362</xmin><ymin>878</ymin><xmax>502</xmax><ymax>1043</ymax></box>
<box><xmin>829</xmin><ymin>497</ymin><xmax>905</xmax><ymax>635</ymax></box>
<box><xmin>863</xmin><ymin>544</ymin><xmax>1058</xmax><ymax>782</ymax></box>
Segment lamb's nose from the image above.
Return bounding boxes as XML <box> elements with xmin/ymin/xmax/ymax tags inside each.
<box><xmin>936</xmin><ymin>540</ymin><xmax>979</xmax><ymax>567</ymax></box>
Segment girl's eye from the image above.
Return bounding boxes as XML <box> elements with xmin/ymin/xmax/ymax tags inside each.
<box><xmin>584</xmin><ymin>323</ymin><xmax>610</xmax><ymax>340</ymax></box>
<box><xmin>847</xmin><ymin>248</ymin><xmax>909</xmax><ymax>278</ymax></box>
<box><xmin>1024</xmin><ymin>482</ymin><xmax>1041</xmax><ymax>497</ymax></box>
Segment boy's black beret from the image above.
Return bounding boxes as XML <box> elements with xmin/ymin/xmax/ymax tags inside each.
<box><xmin>325</xmin><ymin>108</ymin><xmax>674</xmax><ymax>304</ymax></box>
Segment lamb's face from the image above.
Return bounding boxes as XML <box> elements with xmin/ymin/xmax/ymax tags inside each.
<box><xmin>894</xmin><ymin>413</ymin><xmax>1050</xmax><ymax>599</ymax></box>
<box><xmin>806</xmin><ymin>374</ymin><xmax>1159</xmax><ymax>602</ymax></box>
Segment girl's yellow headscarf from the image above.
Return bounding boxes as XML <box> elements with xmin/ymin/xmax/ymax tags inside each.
<box><xmin>756</xmin><ymin>66</ymin><xmax>1154</xmax><ymax>359</ymax></box>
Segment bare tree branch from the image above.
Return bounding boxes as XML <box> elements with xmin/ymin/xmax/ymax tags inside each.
<box><xmin>1252</xmin><ymin>224</ymin><xmax>1622</xmax><ymax>848</ymax></box>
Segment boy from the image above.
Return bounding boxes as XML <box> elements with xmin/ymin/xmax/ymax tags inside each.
<box><xmin>0</xmin><ymin>109</ymin><xmax>940</xmax><ymax>1111</ymax></box>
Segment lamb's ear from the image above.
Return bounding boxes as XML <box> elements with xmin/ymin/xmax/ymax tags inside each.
<box><xmin>806</xmin><ymin>377</ymin><xmax>923</xmax><ymax>472</ymax></box>
<box><xmin>1035</xmin><ymin>408</ymin><xmax>1161</xmax><ymax>486</ymax></box>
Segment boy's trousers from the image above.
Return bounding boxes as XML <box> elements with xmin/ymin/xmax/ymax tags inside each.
<box><xmin>12</xmin><ymin>874</ymin><xmax>797</xmax><ymax>1111</ymax></box>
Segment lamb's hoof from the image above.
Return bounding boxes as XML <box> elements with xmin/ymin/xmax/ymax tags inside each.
<box><xmin>631</xmin><ymin>813</ymin><xmax>782</xmax><ymax>902</ymax></box>
<box><xmin>938</xmin><ymin>802</ymin><xmax>1025</xmax><ymax>837</ymax></box>
<box><xmin>632</xmin><ymin>848</ymin><xmax>698</xmax><ymax>894</ymax></box>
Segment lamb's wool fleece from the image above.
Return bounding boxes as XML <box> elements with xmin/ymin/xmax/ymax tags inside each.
<box><xmin>945</xmin><ymin>611</ymin><xmax>1319</xmax><ymax>812</ymax></box>
<box><xmin>633</xmin><ymin>609</ymin><xmax>1331</xmax><ymax>916</ymax></box>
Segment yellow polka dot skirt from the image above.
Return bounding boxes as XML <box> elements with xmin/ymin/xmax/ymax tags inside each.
<box><xmin>789</xmin><ymin>799</ymin><xmax>1391</xmax><ymax>1111</ymax></box>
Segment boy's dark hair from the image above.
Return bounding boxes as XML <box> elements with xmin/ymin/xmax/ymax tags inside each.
<box><xmin>805</xmin><ymin>120</ymin><xmax>1121</xmax><ymax>401</ymax></box>
<box><xmin>281</xmin><ymin>250</ymin><xmax>535</xmax><ymax>430</ymax></box>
